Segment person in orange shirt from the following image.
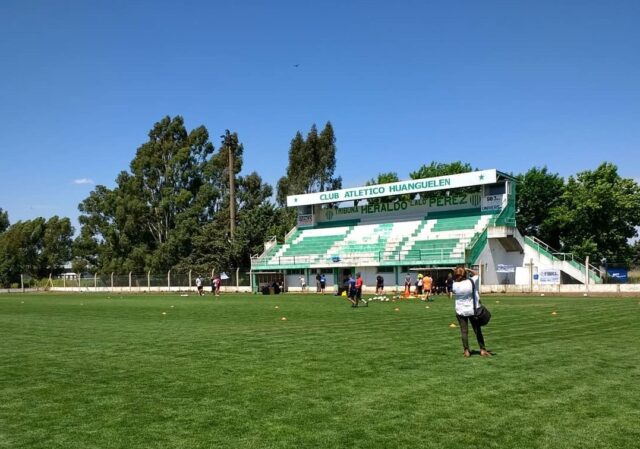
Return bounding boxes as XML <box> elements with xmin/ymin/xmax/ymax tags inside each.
<box><xmin>422</xmin><ymin>272</ymin><xmax>433</xmax><ymax>302</ymax></box>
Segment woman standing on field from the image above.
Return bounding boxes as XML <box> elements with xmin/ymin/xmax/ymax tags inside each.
<box><xmin>451</xmin><ymin>266</ymin><xmax>490</xmax><ymax>358</ymax></box>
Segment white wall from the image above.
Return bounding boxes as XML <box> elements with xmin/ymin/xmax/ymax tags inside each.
<box><xmin>477</xmin><ymin>239</ymin><xmax>526</xmax><ymax>285</ymax></box>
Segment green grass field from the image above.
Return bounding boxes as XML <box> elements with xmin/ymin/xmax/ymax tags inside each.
<box><xmin>1</xmin><ymin>292</ymin><xmax>639</xmax><ymax>449</ymax></box>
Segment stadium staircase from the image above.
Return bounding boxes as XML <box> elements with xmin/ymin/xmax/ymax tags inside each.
<box><xmin>523</xmin><ymin>235</ymin><xmax>603</xmax><ymax>284</ymax></box>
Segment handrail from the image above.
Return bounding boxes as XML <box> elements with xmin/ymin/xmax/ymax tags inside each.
<box><xmin>524</xmin><ymin>236</ymin><xmax>603</xmax><ymax>281</ymax></box>
<box><xmin>284</xmin><ymin>226</ymin><xmax>298</xmax><ymax>242</ymax></box>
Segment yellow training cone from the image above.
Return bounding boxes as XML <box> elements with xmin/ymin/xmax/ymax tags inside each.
<box><xmin>275</xmin><ymin>305</ymin><xmax>279</xmax><ymax>309</ymax></box>
<box><xmin>495</xmin><ymin>300</ymin><xmax>500</xmax><ymax>304</ymax></box>
<box><xmin>449</xmin><ymin>323</ymin><xmax>457</xmax><ymax>328</ymax></box>
<box><xmin>394</xmin><ymin>307</ymin><xmax>400</xmax><ymax>311</ymax></box>
<box><xmin>551</xmin><ymin>311</ymin><xmax>557</xmax><ymax>315</ymax></box>
<box><xmin>280</xmin><ymin>317</ymin><xmax>287</xmax><ymax>321</ymax></box>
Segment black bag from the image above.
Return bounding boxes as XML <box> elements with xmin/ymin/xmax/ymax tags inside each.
<box><xmin>470</xmin><ymin>278</ymin><xmax>491</xmax><ymax>326</ymax></box>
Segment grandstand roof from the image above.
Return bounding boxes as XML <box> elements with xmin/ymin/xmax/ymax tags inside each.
<box><xmin>287</xmin><ymin>169</ymin><xmax>513</xmax><ymax>207</ymax></box>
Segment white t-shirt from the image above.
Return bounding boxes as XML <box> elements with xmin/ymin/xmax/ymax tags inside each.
<box><xmin>196</xmin><ymin>277</ymin><xmax>202</xmax><ymax>287</ymax></box>
<box><xmin>452</xmin><ymin>275</ymin><xmax>480</xmax><ymax>317</ymax></box>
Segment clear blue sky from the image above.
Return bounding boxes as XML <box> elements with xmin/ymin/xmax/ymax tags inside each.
<box><xmin>1</xmin><ymin>0</ymin><xmax>639</xmax><ymax>230</ymax></box>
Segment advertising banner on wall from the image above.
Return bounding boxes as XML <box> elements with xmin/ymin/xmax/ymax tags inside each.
<box><xmin>606</xmin><ymin>267</ymin><xmax>628</xmax><ymax>283</ymax></box>
<box><xmin>538</xmin><ymin>268</ymin><xmax>561</xmax><ymax>285</ymax></box>
<box><xmin>297</xmin><ymin>214</ymin><xmax>314</xmax><ymax>228</ymax></box>
<box><xmin>496</xmin><ymin>264</ymin><xmax>515</xmax><ymax>273</ymax></box>
<box><xmin>481</xmin><ymin>194</ymin><xmax>506</xmax><ymax>212</ymax></box>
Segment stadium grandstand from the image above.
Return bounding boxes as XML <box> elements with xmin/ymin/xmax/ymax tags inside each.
<box><xmin>251</xmin><ymin>169</ymin><xmax>602</xmax><ymax>292</ymax></box>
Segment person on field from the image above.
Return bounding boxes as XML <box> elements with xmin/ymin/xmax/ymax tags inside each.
<box><xmin>213</xmin><ymin>275</ymin><xmax>221</xmax><ymax>296</ymax></box>
<box><xmin>196</xmin><ymin>276</ymin><xmax>204</xmax><ymax>296</ymax></box>
<box><xmin>320</xmin><ymin>274</ymin><xmax>326</xmax><ymax>293</ymax></box>
<box><xmin>347</xmin><ymin>274</ymin><xmax>357</xmax><ymax>306</ymax></box>
<box><xmin>446</xmin><ymin>272</ymin><xmax>454</xmax><ymax>299</ymax></box>
<box><xmin>354</xmin><ymin>272</ymin><xmax>365</xmax><ymax>307</ymax></box>
<box><xmin>375</xmin><ymin>274</ymin><xmax>384</xmax><ymax>294</ymax></box>
<box><xmin>300</xmin><ymin>276</ymin><xmax>307</xmax><ymax>292</ymax></box>
<box><xmin>210</xmin><ymin>275</ymin><xmax>216</xmax><ymax>294</ymax></box>
<box><xmin>416</xmin><ymin>273</ymin><xmax>424</xmax><ymax>296</ymax></box>
<box><xmin>451</xmin><ymin>266</ymin><xmax>490</xmax><ymax>358</ymax></box>
<box><xmin>422</xmin><ymin>272</ymin><xmax>433</xmax><ymax>301</ymax></box>
<box><xmin>315</xmin><ymin>272</ymin><xmax>321</xmax><ymax>292</ymax></box>
<box><xmin>404</xmin><ymin>273</ymin><xmax>412</xmax><ymax>297</ymax></box>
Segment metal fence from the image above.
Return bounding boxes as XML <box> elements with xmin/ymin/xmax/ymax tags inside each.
<box><xmin>43</xmin><ymin>269</ymin><xmax>252</xmax><ymax>290</ymax></box>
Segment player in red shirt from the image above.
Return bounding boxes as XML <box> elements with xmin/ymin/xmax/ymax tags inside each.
<box><xmin>354</xmin><ymin>273</ymin><xmax>366</xmax><ymax>307</ymax></box>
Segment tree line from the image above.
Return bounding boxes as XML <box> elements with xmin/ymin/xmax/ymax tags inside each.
<box><xmin>1</xmin><ymin>115</ymin><xmax>639</xmax><ymax>286</ymax></box>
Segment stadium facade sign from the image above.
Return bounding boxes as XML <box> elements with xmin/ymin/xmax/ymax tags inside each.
<box><xmin>287</xmin><ymin>169</ymin><xmax>498</xmax><ymax>207</ymax></box>
<box><xmin>318</xmin><ymin>192</ymin><xmax>482</xmax><ymax>222</ymax></box>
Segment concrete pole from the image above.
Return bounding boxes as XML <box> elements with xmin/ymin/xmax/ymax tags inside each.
<box><xmin>236</xmin><ymin>267</ymin><xmax>240</xmax><ymax>292</ymax></box>
<box><xmin>21</xmin><ymin>274</ymin><xmax>24</xmax><ymax>292</ymax></box>
<box><xmin>168</xmin><ymin>270</ymin><xmax>171</xmax><ymax>290</ymax></box>
<box><xmin>129</xmin><ymin>272</ymin><xmax>132</xmax><ymax>292</ymax></box>
<box><xmin>229</xmin><ymin>141</ymin><xmax>236</xmax><ymax>239</ymax></box>
<box><xmin>585</xmin><ymin>256</ymin><xmax>590</xmax><ymax>293</ymax></box>
<box><xmin>188</xmin><ymin>270</ymin><xmax>192</xmax><ymax>291</ymax></box>
<box><xmin>94</xmin><ymin>273</ymin><xmax>97</xmax><ymax>289</ymax></box>
<box><xmin>529</xmin><ymin>258</ymin><xmax>533</xmax><ymax>293</ymax></box>
<box><xmin>147</xmin><ymin>271</ymin><xmax>151</xmax><ymax>292</ymax></box>
<box><xmin>111</xmin><ymin>272</ymin><xmax>114</xmax><ymax>292</ymax></box>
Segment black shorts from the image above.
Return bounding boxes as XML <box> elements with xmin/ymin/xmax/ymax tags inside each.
<box><xmin>356</xmin><ymin>288</ymin><xmax>362</xmax><ymax>300</ymax></box>
<box><xmin>376</xmin><ymin>283</ymin><xmax>383</xmax><ymax>289</ymax></box>
<box><xmin>320</xmin><ymin>281</ymin><xmax>326</xmax><ymax>289</ymax></box>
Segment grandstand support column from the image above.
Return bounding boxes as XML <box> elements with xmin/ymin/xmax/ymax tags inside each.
<box><xmin>394</xmin><ymin>266</ymin><xmax>399</xmax><ymax>292</ymax></box>
<box><xmin>333</xmin><ymin>268</ymin><xmax>339</xmax><ymax>293</ymax></box>
<box><xmin>529</xmin><ymin>258</ymin><xmax>533</xmax><ymax>293</ymax></box>
<box><xmin>304</xmin><ymin>268</ymin><xmax>309</xmax><ymax>291</ymax></box>
<box><xmin>249</xmin><ymin>270</ymin><xmax>254</xmax><ymax>293</ymax></box>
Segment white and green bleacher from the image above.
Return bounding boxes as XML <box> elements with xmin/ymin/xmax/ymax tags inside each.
<box><xmin>265</xmin><ymin>221</ymin><xmax>357</xmax><ymax>267</ymax></box>
<box><xmin>256</xmin><ymin>208</ymin><xmax>495</xmax><ymax>269</ymax></box>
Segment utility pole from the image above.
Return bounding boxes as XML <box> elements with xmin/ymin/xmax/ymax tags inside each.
<box><xmin>227</xmin><ymin>132</ymin><xmax>236</xmax><ymax>239</ymax></box>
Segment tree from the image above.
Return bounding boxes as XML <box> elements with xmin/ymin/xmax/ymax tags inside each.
<box><xmin>276</xmin><ymin>122</ymin><xmax>342</xmax><ymax>204</ymax></box>
<box><xmin>516</xmin><ymin>167</ymin><xmax>565</xmax><ymax>248</ymax></box>
<box><xmin>365</xmin><ymin>172</ymin><xmax>402</xmax><ymax>205</ymax></box>
<box><xmin>77</xmin><ymin>116</ymin><xmax>217</xmax><ymax>272</ymax></box>
<box><xmin>42</xmin><ymin>216</ymin><xmax>74</xmax><ymax>274</ymax></box>
<box><xmin>410</xmin><ymin>161</ymin><xmax>474</xmax><ymax>180</ymax></box>
<box><xmin>0</xmin><ymin>208</ymin><xmax>8</xmax><ymax>234</ymax></box>
<box><xmin>409</xmin><ymin>161</ymin><xmax>475</xmax><ymax>199</ymax></box>
<box><xmin>0</xmin><ymin>216</ymin><xmax>74</xmax><ymax>285</ymax></box>
<box><xmin>549</xmin><ymin>163</ymin><xmax>640</xmax><ymax>264</ymax></box>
